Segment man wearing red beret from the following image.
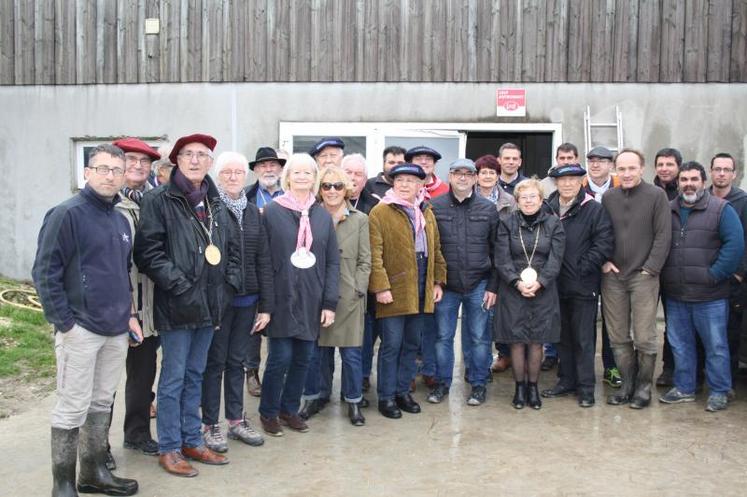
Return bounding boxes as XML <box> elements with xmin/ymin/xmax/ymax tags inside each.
<box><xmin>134</xmin><ymin>134</ymin><xmax>241</xmax><ymax>477</ymax></box>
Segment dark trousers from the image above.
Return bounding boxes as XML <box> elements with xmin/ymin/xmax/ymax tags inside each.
<box><xmin>728</xmin><ymin>287</ymin><xmax>745</xmax><ymax>373</ymax></box>
<box><xmin>557</xmin><ymin>298</ymin><xmax>597</xmax><ymax>395</ymax></box>
<box><xmin>202</xmin><ymin>304</ymin><xmax>256</xmax><ymax>424</ymax></box>
<box><xmin>123</xmin><ymin>335</ymin><xmax>159</xmax><ymax>444</ymax></box>
<box><xmin>259</xmin><ymin>337</ymin><xmax>315</xmax><ymax>419</ymax></box>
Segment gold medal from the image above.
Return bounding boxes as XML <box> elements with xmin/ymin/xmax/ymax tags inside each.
<box><xmin>205</xmin><ymin>244</ymin><xmax>221</xmax><ymax>265</ymax></box>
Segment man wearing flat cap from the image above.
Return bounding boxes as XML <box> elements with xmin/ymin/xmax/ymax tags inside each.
<box><xmin>134</xmin><ymin>133</ymin><xmax>240</xmax><ymax>477</ymax></box>
<box><xmin>310</xmin><ymin>137</ymin><xmax>345</xmax><ymax>169</ymax></box>
<box><xmin>111</xmin><ymin>138</ymin><xmax>162</xmax><ymax>459</ymax></box>
<box><xmin>406</xmin><ymin>145</ymin><xmax>449</xmax><ymax>199</ymax></box>
<box><xmin>541</xmin><ymin>164</ymin><xmax>614</xmax><ymax>408</ymax></box>
<box><xmin>247</xmin><ymin>147</ymin><xmax>286</xmax><ymax>213</ymax></box>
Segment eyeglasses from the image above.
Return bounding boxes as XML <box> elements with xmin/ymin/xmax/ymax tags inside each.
<box><xmin>588</xmin><ymin>159</ymin><xmax>611</xmax><ymax>165</ymax></box>
<box><xmin>87</xmin><ymin>165</ymin><xmax>125</xmax><ymax>177</ymax></box>
<box><xmin>219</xmin><ymin>169</ymin><xmax>246</xmax><ymax>177</ymax></box>
<box><xmin>712</xmin><ymin>167</ymin><xmax>735</xmax><ymax>174</ymax></box>
<box><xmin>518</xmin><ymin>194</ymin><xmax>540</xmax><ymax>201</ymax></box>
<box><xmin>125</xmin><ymin>156</ymin><xmax>153</xmax><ymax>167</ymax></box>
<box><xmin>321</xmin><ymin>182</ymin><xmax>345</xmax><ymax>191</ymax></box>
<box><xmin>178</xmin><ymin>151</ymin><xmax>212</xmax><ymax>161</ymax></box>
<box><xmin>450</xmin><ymin>171</ymin><xmax>476</xmax><ymax>179</ymax></box>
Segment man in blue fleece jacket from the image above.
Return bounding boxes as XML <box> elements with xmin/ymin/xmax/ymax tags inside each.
<box><xmin>658</xmin><ymin>161</ymin><xmax>744</xmax><ymax>413</ymax></box>
<box><xmin>33</xmin><ymin>143</ymin><xmax>142</xmax><ymax>497</ymax></box>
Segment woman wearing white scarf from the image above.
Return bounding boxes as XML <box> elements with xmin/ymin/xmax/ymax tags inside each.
<box><xmin>258</xmin><ymin>154</ymin><xmax>340</xmax><ymax>436</ymax></box>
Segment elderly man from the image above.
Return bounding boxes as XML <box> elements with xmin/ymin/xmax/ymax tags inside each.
<box><xmin>135</xmin><ymin>133</ymin><xmax>240</xmax><ymax>477</ymax></box>
<box><xmin>659</xmin><ymin>161</ymin><xmax>744</xmax><ymax>412</ymax></box>
<box><xmin>709</xmin><ymin>153</ymin><xmax>747</xmax><ymax>375</ymax></box>
<box><xmin>542</xmin><ymin>164</ymin><xmax>614</xmax><ymax>407</ymax></box>
<box><xmin>498</xmin><ymin>143</ymin><xmax>527</xmax><ymax>194</ymax></box>
<box><xmin>406</xmin><ymin>146</ymin><xmax>449</xmax><ymax>199</ymax></box>
<box><xmin>33</xmin><ymin>144</ymin><xmax>140</xmax><ymax>497</ymax></box>
<box><xmin>430</xmin><ymin>159</ymin><xmax>499</xmax><ymax>406</ymax></box>
<box><xmin>366</xmin><ymin>146</ymin><xmax>406</xmax><ymax>199</ymax></box>
<box><xmin>310</xmin><ymin>136</ymin><xmax>345</xmax><ymax>168</ymax></box>
<box><xmin>602</xmin><ymin>149</ymin><xmax>671</xmax><ymax>409</ymax></box>
<box><xmin>112</xmin><ymin>138</ymin><xmax>162</xmax><ymax>458</ymax></box>
<box><xmin>247</xmin><ymin>147</ymin><xmax>285</xmax><ymax>213</ymax></box>
<box><xmin>342</xmin><ymin>153</ymin><xmax>378</xmax><ymax>214</ymax></box>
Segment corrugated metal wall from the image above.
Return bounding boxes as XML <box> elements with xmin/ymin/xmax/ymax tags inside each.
<box><xmin>1</xmin><ymin>0</ymin><xmax>746</xmax><ymax>85</ymax></box>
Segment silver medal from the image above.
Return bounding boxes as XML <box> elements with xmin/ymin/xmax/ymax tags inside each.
<box><xmin>290</xmin><ymin>248</ymin><xmax>316</xmax><ymax>269</ymax></box>
<box><xmin>520</xmin><ymin>267</ymin><xmax>538</xmax><ymax>284</ymax></box>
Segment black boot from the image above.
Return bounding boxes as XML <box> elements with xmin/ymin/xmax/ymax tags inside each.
<box><xmin>52</xmin><ymin>427</ymin><xmax>79</xmax><ymax>497</ymax></box>
<box><xmin>630</xmin><ymin>352</ymin><xmax>656</xmax><ymax>409</ymax></box>
<box><xmin>298</xmin><ymin>399</ymin><xmax>321</xmax><ymax>420</ymax></box>
<box><xmin>348</xmin><ymin>402</ymin><xmax>366</xmax><ymax>426</ymax></box>
<box><xmin>607</xmin><ymin>347</ymin><xmax>637</xmax><ymax>405</ymax></box>
<box><xmin>77</xmin><ymin>412</ymin><xmax>138</xmax><ymax>496</ymax></box>
<box><xmin>512</xmin><ymin>382</ymin><xmax>527</xmax><ymax>409</ymax></box>
<box><xmin>527</xmin><ymin>382</ymin><xmax>542</xmax><ymax>410</ymax></box>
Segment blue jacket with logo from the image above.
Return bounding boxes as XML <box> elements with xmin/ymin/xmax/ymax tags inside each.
<box><xmin>32</xmin><ymin>185</ymin><xmax>133</xmax><ymax>336</ymax></box>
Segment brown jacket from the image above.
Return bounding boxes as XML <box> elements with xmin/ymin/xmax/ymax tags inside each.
<box><xmin>368</xmin><ymin>202</ymin><xmax>447</xmax><ymax>318</ymax></box>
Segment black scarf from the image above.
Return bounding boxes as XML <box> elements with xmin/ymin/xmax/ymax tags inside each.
<box><xmin>173</xmin><ymin>168</ymin><xmax>209</xmax><ymax>207</ymax></box>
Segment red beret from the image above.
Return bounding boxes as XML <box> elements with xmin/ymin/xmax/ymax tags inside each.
<box><xmin>112</xmin><ymin>137</ymin><xmax>161</xmax><ymax>160</ymax></box>
<box><xmin>169</xmin><ymin>133</ymin><xmax>218</xmax><ymax>164</ymax></box>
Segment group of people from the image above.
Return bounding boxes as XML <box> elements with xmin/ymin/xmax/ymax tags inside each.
<box><xmin>33</xmin><ymin>132</ymin><xmax>746</xmax><ymax>496</ymax></box>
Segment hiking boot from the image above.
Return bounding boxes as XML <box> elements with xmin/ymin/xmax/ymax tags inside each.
<box><xmin>245</xmin><ymin>368</ymin><xmax>262</xmax><ymax>398</ymax></box>
<box><xmin>603</xmin><ymin>367</ymin><xmax>622</xmax><ymax>388</ymax></box>
<box><xmin>658</xmin><ymin>387</ymin><xmax>696</xmax><ymax>404</ymax></box>
<box><xmin>467</xmin><ymin>385</ymin><xmax>486</xmax><ymax>406</ymax></box>
<box><xmin>259</xmin><ymin>416</ymin><xmax>284</xmax><ymax>437</ymax></box>
<box><xmin>705</xmin><ymin>393</ymin><xmax>728</xmax><ymax>412</ymax></box>
<box><xmin>227</xmin><ymin>417</ymin><xmax>265</xmax><ymax>447</ymax></box>
<box><xmin>427</xmin><ymin>384</ymin><xmax>449</xmax><ymax>404</ymax></box>
<box><xmin>203</xmin><ymin>424</ymin><xmax>228</xmax><ymax>453</ymax></box>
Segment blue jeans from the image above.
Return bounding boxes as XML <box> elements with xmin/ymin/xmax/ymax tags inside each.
<box><xmin>419</xmin><ymin>314</ymin><xmax>437</xmax><ymax>377</ymax></box>
<box><xmin>544</xmin><ymin>342</ymin><xmax>558</xmax><ymax>358</ymax></box>
<box><xmin>157</xmin><ymin>327</ymin><xmax>214</xmax><ymax>453</ymax></box>
<box><xmin>259</xmin><ymin>337</ymin><xmax>315</xmax><ymax>419</ymax></box>
<box><xmin>377</xmin><ymin>314</ymin><xmax>424</xmax><ymax>400</ymax></box>
<box><xmin>303</xmin><ymin>346</ymin><xmax>363</xmax><ymax>403</ymax></box>
<box><xmin>666</xmin><ymin>298</ymin><xmax>731</xmax><ymax>395</ymax></box>
<box><xmin>362</xmin><ymin>311</ymin><xmax>380</xmax><ymax>379</ymax></box>
<box><xmin>436</xmin><ymin>281</ymin><xmax>491</xmax><ymax>387</ymax></box>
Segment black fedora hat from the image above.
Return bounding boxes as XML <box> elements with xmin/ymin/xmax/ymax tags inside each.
<box><xmin>249</xmin><ymin>147</ymin><xmax>286</xmax><ymax>170</ymax></box>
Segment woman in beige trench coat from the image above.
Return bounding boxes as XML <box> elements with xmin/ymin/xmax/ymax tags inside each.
<box><xmin>299</xmin><ymin>166</ymin><xmax>372</xmax><ymax>426</ymax></box>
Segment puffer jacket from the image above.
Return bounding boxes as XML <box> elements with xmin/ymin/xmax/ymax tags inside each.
<box><xmin>134</xmin><ymin>173</ymin><xmax>240</xmax><ymax>331</ymax></box>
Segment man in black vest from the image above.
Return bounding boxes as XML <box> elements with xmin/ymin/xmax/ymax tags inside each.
<box><xmin>658</xmin><ymin>161</ymin><xmax>744</xmax><ymax>412</ymax></box>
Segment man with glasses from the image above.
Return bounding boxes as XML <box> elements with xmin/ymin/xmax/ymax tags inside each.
<box><xmin>111</xmin><ymin>138</ymin><xmax>162</xmax><ymax>461</ymax></box>
<box><xmin>33</xmin><ymin>143</ymin><xmax>141</xmax><ymax>496</ymax></box>
<box><xmin>310</xmin><ymin>137</ymin><xmax>345</xmax><ymax>168</ymax></box>
<box><xmin>709</xmin><ymin>153</ymin><xmax>747</xmax><ymax>377</ymax></box>
<box><xmin>247</xmin><ymin>147</ymin><xmax>286</xmax><ymax>214</ymax></box>
<box><xmin>135</xmin><ymin>133</ymin><xmax>240</xmax><ymax>477</ymax></box>
<box><xmin>430</xmin><ymin>159</ymin><xmax>499</xmax><ymax>406</ymax></box>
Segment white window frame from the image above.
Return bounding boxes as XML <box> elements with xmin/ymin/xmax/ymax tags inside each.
<box><xmin>71</xmin><ymin>137</ymin><xmax>165</xmax><ymax>191</ymax></box>
<box><xmin>278</xmin><ymin>122</ymin><xmax>563</xmax><ymax>176</ymax></box>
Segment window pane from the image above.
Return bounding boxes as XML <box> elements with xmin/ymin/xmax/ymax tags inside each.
<box><xmin>292</xmin><ymin>136</ymin><xmax>366</xmax><ymax>156</ymax></box>
<box><xmin>384</xmin><ymin>136</ymin><xmax>460</xmax><ymax>181</ymax></box>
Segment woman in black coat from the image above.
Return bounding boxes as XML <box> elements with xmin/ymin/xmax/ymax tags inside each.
<box><xmin>494</xmin><ymin>178</ymin><xmax>565</xmax><ymax>410</ymax></box>
<box><xmin>257</xmin><ymin>153</ymin><xmax>340</xmax><ymax>436</ymax></box>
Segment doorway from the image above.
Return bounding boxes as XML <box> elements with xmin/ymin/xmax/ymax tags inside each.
<box><xmin>466</xmin><ymin>131</ymin><xmax>554</xmax><ymax>179</ymax></box>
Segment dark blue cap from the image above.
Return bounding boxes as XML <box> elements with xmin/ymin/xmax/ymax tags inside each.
<box><xmin>549</xmin><ymin>163</ymin><xmax>586</xmax><ymax>178</ymax></box>
<box><xmin>388</xmin><ymin>163</ymin><xmax>427</xmax><ymax>180</ymax></box>
<box><xmin>309</xmin><ymin>137</ymin><xmax>345</xmax><ymax>157</ymax></box>
<box><xmin>404</xmin><ymin>146</ymin><xmax>442</xmax><ymax>162</ymax></box>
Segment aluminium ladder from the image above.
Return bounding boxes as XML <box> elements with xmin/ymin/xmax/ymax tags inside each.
<box><xmin>583</xmin><ymin>105</ymin><xmax>624</xmax><ymax>158</ymax></box>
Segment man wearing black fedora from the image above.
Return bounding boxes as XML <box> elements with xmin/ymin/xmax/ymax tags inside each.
<box><xmin>247</xmin><ymin>147</ymin><xmax>286</xmax><ymax>212</ymax></box>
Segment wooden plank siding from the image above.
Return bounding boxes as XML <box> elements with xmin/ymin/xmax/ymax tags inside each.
<box><xmin>1</xmin><ymin>0</ymin><xmax>746</xmax><ymax>85</ymax></box>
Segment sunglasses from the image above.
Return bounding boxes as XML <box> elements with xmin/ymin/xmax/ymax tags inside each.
<box><xmin>321</xmin><ymin>182</ymin><xmax>345</xmax><ymax>191</ymax></box>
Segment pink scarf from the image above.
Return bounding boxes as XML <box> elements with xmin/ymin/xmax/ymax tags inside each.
<box><xmin>380</xmin><ymin>188</ymin><xmax>427</xmax><ymax>236</ymax></box>
<box><xmin>274</xmin><ymin>192</ymin><xmax>317</xmax><ymax>252</ymax></box>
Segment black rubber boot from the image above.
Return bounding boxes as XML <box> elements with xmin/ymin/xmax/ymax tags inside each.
<box><xmin>527</xmin><ymin>382</ymin><xmax>542</xmax><ymax>410</ymax></box>
<box><xmin>77</xmin><ymin>411</ymin><xmax>138</xmax><ymax>496</ymax></box>
<box><xmin>52</xmin><ymin>427</ymin><xmax>79</xmax><ymax>497</ymax></box>
<box><xmin>630</xmin><ymin>352</ymin><xmax>657</xmax><ymax>409</ymax></box>
<box><xmin>512</xmin><ymin>382</ymin><xmax>527</xmax><ymax>409</ymax></box>
<box><xmin>607</xmin><ymin>347</ymin><xmax>637</xmax><ymax>405</ymax></box>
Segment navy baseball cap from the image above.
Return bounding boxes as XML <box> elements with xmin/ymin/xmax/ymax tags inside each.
<box><xmin>405</xmin><ymin>146</ymin><xmax>442</xmax><ymax>162</ymax></box>
<box><xmin>549</xmin><ymin>163</ymin><xmax>586</xmax><ymax>178</ymax></box>
<box><xmin>388</xmin><ymin>163</ymin><xmax>427</xmax><ymax>180</ymax></box>
<box><xmin>309</xmin><ymin>137</ymin><xmax>345</xmax><ymax>157</ymax></box>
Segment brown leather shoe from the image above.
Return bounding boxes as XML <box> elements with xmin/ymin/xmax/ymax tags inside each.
<box><xmin>278</xmin><ymin>412</ymin><xmax>309</xmax><ymax>433</ymax></box>
<box><xmin>182</xmin><ymin>445</ymin><xmax>229</xmax><ymax>465</ymax></box>
<box><xmin>246</xmin><ymin>368</ymin><xmax>262</xmax><ymax>398</ymax></box>
<box><xmin>491</xmin><ymin>354</ymin><xmax>511</xmax><ymax>373</ymax></box>
<box><xmin>159</xmin><ymin>451</ymin><xmax>198</xmax><ymax>477</ymax></box>
<box><xmin>260</xmin><ymin>415</ymin><xmax>284</xmax><ymax>437</ymax></box>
